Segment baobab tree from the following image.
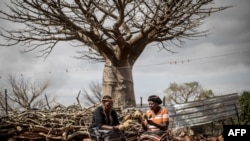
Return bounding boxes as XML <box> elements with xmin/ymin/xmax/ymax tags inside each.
<box><xmin>0</xmin><ymin>0</ymin><xmax>230</xmax><ymax>107</ymax></box>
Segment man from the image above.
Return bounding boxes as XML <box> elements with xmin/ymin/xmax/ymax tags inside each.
<box><xmin>87</xmin><ymin>95</ymin><xmax>125</xmax><ymax>141</ymax></box>
<box><xmin>139</xmin><ymin>95</ymin><xmax>169</xmax><ymax>141</ymax></box>
<box><xmin>90</xmin><ymin>95</ymin><xmax>120</xmax><ymax>130</ymax></box>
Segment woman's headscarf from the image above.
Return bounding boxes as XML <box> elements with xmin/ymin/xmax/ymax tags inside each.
<box><xmin>148</xmin><ymin>95</ymin><xmax>162</xmax><ymax>104</ymax></box>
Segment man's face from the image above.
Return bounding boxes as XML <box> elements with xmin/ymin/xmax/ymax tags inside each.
<box><xmin>103</xmin><ymin>99</ymin><xmax>113</xmax><ymax>109</ymax></box>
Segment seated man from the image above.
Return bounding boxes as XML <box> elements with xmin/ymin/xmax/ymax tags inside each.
<box><xmin>138</xmin><ymin>95</ymin><xmax>169</xmax><ymax>141</ymax></box>
<box><xmin>87</xmin><ymin>95</ymin><xmax>125</xmax><ymax>141</ymax></box>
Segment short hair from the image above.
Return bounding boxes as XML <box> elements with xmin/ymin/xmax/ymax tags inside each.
<box><xmin>102</xmin><ymin>95</ymin><xmax>112</xmax><ymax>101</ymax></box>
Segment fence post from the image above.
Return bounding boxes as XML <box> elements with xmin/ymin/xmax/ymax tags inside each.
<box><xmin>5</xmin><ymin>89</ymin><xmax>8</xmax><ymax>115</ymax></box>
<box><xmin>163</xmin><ymin>96</ymin><xmax>166</xmax><ymax>106</ymax></box>
<box><xmin>45</xmin><ymin>93</ymin><xmax>51</xmax><ymax>110</ymax></box>
<box><xmin>140</xmin><ymin>96</ymin><xmax>142</xmax><ymax>107</ymax></box>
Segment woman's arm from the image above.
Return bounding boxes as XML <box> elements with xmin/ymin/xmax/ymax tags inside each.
<box><xmin>147</xmin><ymin>120</ymin><xmax>169</xmax><ymax>131</ymax></box>
<box><xmin>138</xmin><ymin>117</ymin><xmax>148</xmax><ymax>131</ymax></box>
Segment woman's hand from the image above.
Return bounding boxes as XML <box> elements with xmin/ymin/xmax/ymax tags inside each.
<box><xmin>147</xmin><ymin>119</ymin><xmax>154</xmax><ymax>125</ymax></box>
<box><xmin>137</xmin><ymin>117</ymin><xmax>143</xmax><ymax>123</ymax></box>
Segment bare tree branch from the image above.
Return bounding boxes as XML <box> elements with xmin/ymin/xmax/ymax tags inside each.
<box><xmin>4</xmin><ymin>74</ymin><xmax>55</xmax><ymax>110</ymax></box>
<box><xmin>81</xmin><ymin>81</ymin><xmax>102</xmax><ymax>106</ymax></box>
<box><xmin>0</xmin><ymin>0</ymin><xmax>231</xmax><ymax>62</ymax></box>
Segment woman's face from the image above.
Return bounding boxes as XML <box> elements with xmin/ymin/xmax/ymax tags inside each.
<box><xmin>148</xmin><ymin>101</ymin><xmax>158</xmax><ymax>110</ymax></box>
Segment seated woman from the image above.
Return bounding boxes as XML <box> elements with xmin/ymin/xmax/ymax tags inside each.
<box><xmin>87</xmin><ymin>95</ymin><xmax>125</xmax><ymax>141</ymax></box>
<box><xmin>138</xmin><ymin>95</ymin><xmax>169</xmax><ymax>141</ymax></box>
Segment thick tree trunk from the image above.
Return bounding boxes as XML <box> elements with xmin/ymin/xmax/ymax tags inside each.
<box><xmin>102</xmin><ymin>60</ymin><xmax>136</xmax><ymax>108</ymax></box>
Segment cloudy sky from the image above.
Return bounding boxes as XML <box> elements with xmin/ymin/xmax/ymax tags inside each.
<box><xmin>0</xmin><ymin>0</ymin><xmax>250</xmax><ymax>106</ymax></box>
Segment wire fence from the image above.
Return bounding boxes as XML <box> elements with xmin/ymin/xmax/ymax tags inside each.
<box><xmin>0</xmin><ymin>88</ymin><xmax>168</xmax><ymax>117</ymax></box>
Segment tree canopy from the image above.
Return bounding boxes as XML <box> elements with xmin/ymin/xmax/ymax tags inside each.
<box><xmin>0</xmin><ymin>0</ymin><xmax>231</xmax><ymax>107</ymax></box>
<box><xmin>0</xmin><ymin>0</ymin><xmax>230</xmax><ymax>58</ymax></box>
<box><xmin>235</xmin><ymin>91</ymin><xmax>250</xmax><ymax>125</ymax></box>
<box><xmin>164</xmin><ymin>81</ymin><xmax>214</xmax><ymax>104</ymax></box>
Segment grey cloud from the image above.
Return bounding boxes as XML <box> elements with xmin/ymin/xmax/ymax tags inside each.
<box><xmin>1</xmin><ymin>0</ymin><xmax>250</xmax><ymax>105</ymax></box>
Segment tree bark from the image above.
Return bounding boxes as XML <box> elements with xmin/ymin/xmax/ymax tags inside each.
<box><xmin>102</xmin><ymin>59</ymin><xmax>135</xmax><ymax>108</ymax></box>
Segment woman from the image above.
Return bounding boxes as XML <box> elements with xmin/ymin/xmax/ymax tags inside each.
<box><xmin>139</xmin><ymin>95</ymin><xmax>169</xmax><ymax>141</ymax></box>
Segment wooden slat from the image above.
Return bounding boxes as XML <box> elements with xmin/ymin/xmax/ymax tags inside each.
<box><xmin>172</xmin><ymin>93</ymin><xmax>238</xmax><ymax>109</ymax></box>
<box><xmin>172</xmin><ymin>110</ymin><xmax>237</xmax><ymax>124</ymax></box>
<box><xmin>175</xmin><ymin>100</ymin><xmax>240</xmax><ymax>115</ymax></box>
<box><xmin>170</xmin><ymin>111</ymin><xmax>238</xmax><ymax>128</ymax></box>
<box><xmin>172</xmin><ymin>104</ymin><xmax>240</xmax><ymax>120</ymax></box>
<box><xmin>167</xmin><ymin>93</ymin><xmax>240</xmax><ymax>128</ymax></box>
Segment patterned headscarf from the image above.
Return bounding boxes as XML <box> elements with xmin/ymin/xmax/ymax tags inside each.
<box><xmin>148</xmin><ymin>95</ymin><xmax>162</xmax><ymax>104</ymax></box>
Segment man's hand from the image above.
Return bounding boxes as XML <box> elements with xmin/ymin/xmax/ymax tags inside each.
<box><xmin>113</xmin><ymin>125</ymin><xmax>120</xmax><ymax>131</ymax></box>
